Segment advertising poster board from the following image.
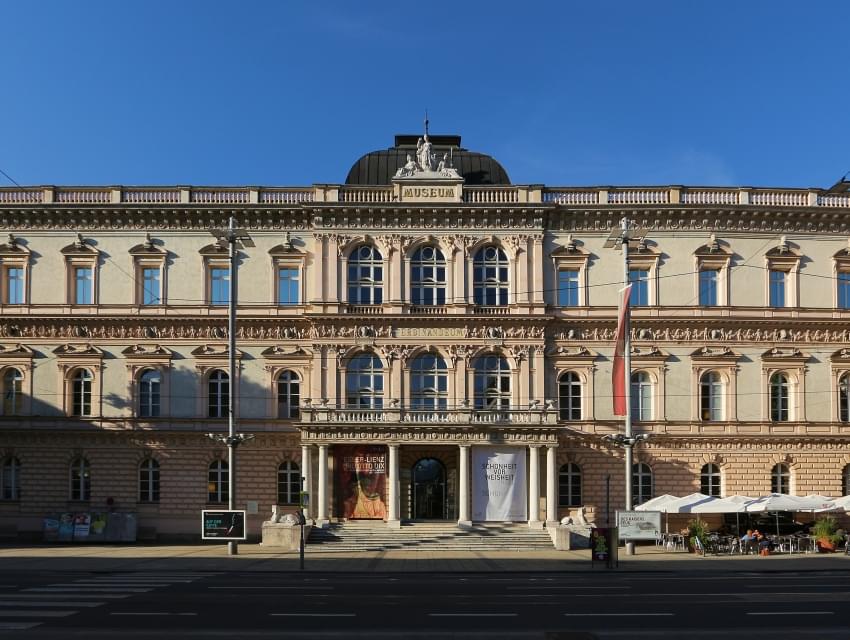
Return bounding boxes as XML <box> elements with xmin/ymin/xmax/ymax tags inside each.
<box><xmin>471</xmin><ymin>447</ymin><xmax>527</xmax><ymax>521</ymax></box>
<box><xmin>336</xmin><ymin>445</ymin><xmax>387</xmax><ymax>519</ymax></box>
<box><xmin>201</xmin><ymin>510</ymin><xmax>247</xmax><ymax>540</ymax></box>
<box><xmin>591</xmin><ymin>527</ymin><xmax>619</xmax><ymax>568</ymax></box>
<box><xmin>57</xmin><ymin>513</ymin><xmax>74</xmax><ymax>541</ymax></box>
<box><xmin>73</xmin><ymin>513</ymin><xmax>91</xmax><ymax>540</ymax></box>
<box><xmin>616</xmin><ymin>510</ymin><xmax>662</xmax><ymax>540</ymax></box>
<box><xmin>88</xmin><ymin>513</ymin><xmax>108</xmax><ymax>541</ymax></box>
<box><xmin>43</xmin><ymin>516</ymin><xmax>59</xmax><ymax>541</ymax></box>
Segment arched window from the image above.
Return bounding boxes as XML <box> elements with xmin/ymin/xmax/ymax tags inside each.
<box><xmin>138</xmin><ymin>369</ymin><xmax>161</xmax><ymax>418</ymax></box>
<box><xmin>559</xmin><ymin>463</ymin><xmax>582</xmax><ymax>507</ymax></box>
<box><xmin>769</xmin><ymin>372</ymin><xmax>789</xmax><ymax>422</ymax></box>
<box><xmin>277</xmin><ymin>370</ymin><xmax>300</xmax><ymax>419</ymax></box>
<box><xmin>410</xmin><ymin>353</ymin><xmax>448</xmax><ymax>411</ymax></box>
<box><xmin>410</xmin><ymin>246</ymin><xmax>446</xmax><ymax>306</ymax></box>
<box><xmin>208</xmin><ymin>370</ymin><xmax>229</xmax><ymax>418</ymax></box>
<box><xmin>208</xmin><ymin>460</ymin><xmax>228</xmax><ymax>503</ymax></box>
<box><xmin>473</xmin><ymin>355</ymin><xmax>511</xmax><ymax>410</ymax></box>
<box><xmin>558</xmin><ymin>372</ymin><xmax>582</xmax><ymax>421</ymax></box>
<box><xmin>632</xmin><ymin>462</ymin><xmax>653</xmax><ymax>505</ymax></box>
<box><xmin>70</xmin><ymin>457</ymin><xmax>91</xmax><ymax>501</ymax></box>
<box><xmin>630</xmin><ymin>372</ymin><xmax>652</xmax><ymax>421</ymax></box>
<box><xmin>346</xmin><ymin>354</ymin><xmax>384</xmax><ymax>409</ymax></box>
<box><xmin>699</xmin><ymin>371</ymin><xmax>723</xmax><ymax>421</ymax></box>
<box><xmin>139</xmin><ymin>458</ymin><xmax>160</xmax><ymax>502</ymax></box>
<box><xmin>277</xmin><ymin>460</ymin><xmax>300</xmax><ymax>505</ymax></box>
<box><xmin>839</xmin><ymin>374</ymin><xmax>850</xmax><ymax>422</ymax></box>
<box><xmin>72</xmin><ymin>369</ymin><xmax>93</xmax><ymax>417</ymax></box>
<box><xmin>843</xmin><ymin>464</ymin><xmax>850</xmax><ymax>496</ymax></box>
<box><xmin>771</xmin><ymin>463</ymin><xmax>791</xmax><ymax>494</ymax></box>
<box><xmin>473</xmin><ymin>246</ymin><xmax>509</xmax><ymax>306</ymax></box>
<box><xmin>700</xmin><ymin>463</ymin><xmax>722</xmax><ymax>497</ymax></box>
<box><xmin>2</xmin><ymin>368</ymin><xmax>22</xmax><ymax>416</ymax></box>
<box><xmin>347</xmin><ymin>245</ymin><xmax>383</xmax><ymax>305</ymax></box>
<box><xmin>1</xmin><ymin>457</ymin><xmax>20</xmax><ymax>501</ymax></box>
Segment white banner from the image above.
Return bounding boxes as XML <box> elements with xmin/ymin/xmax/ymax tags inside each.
<box><xmin>471</xmin><ymin>447</ymin><xmax>527</xmax><ymax>521</ymax></box>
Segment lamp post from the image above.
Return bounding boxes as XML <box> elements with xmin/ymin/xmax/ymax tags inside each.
<box><xmin>207</xmin><ymin>217</ymin><xmax>254</xmax><ymax>556</ymax></box>
<box><xmin>604</xmin><ymin>217</ymin><xmax>648</xmax><ymax>556</ymax></box>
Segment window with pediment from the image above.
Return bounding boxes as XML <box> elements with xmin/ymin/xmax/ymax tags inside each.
<box><xmin>694</xmin><ymin>236</ymin><xmax>731</xmax><ymax>307</ymax></box>
<box><xmin>473</xmin><ymin>354</ymin><xmax>511</xmax><ymax>410</ymax></box>
<box><xmin>473</xmin><ymin>246</ymin><xmax>509</xmax><ymax>306</ymax></box>
<box><xmin>130</xmin><ymin>234</ymin><xmax>166</xmax><ymax>306</ymax></box>
<box><xmin>765</xmin><ymin>238</ymin><xmax>800</xmax><ymax>309</ymax></box>
<box><xmin>410</xmin><ymin>246</ymin><xmax>446</xmax><ymax>306</ymax></box>
<box><xmin>276</xmin><ymin>370</ymin><xmax>300</xmax><ymax>419</ymax></box>
<box><xmin>0</xmin><ymin>235</ymin><xmax>29</xmax><ymax>305</ymax></box>
<box><xmin>348</xmin><ymin>245</ymin><xmax>383</xmax><ymax>305</ymax></box>
<box><xmin>346</xmin><ymin>353</ymin><xmax>384</xmax><ymax>409</ymax></box>
<box><xmin>62</xmin><ymin>235</ymin><xmax>99</xmax><ymax>306</ymax></box>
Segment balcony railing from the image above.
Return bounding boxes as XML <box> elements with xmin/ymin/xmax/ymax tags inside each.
<box><xmin>301</xmin><ymin>405</ymin><xmax>558</xmax><ymax>426</ymax></box>
<box><xmin>0</xmin><ymin>185</ymin><xmax>848</xmax><ymax>208</ymax></box>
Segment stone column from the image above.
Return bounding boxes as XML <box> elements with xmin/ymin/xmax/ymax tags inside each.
<box><xmin>387</xmin><ymin>444</ymin><xmax>400</xmax><ymax>529</ymax></box>
<box><xmin>301</xmin><ymin>444</ymin><xmax>313</xmax><ymax>522</ymax></box>
<box><xmin>310</xmin><ymin>347</ymin><xmax>322</xmax><ymax>402</ymax></box>
<box><xmin>327</xmin><ymin>236</ymin><xmax>340</xmax><ymax>303</ymax></box>
<box><xmin>458</xmin><ymin>444</ymin><xmax>472</xmax><ymax>528</ymax></box>
<box><xmin>546</xmin><ymin>445</ymin><xmax>558</xmax><ymax>527</ymax></box>
<box><xmin>317</xmin><ymin>444</ymin><xmax>329</xmax><ymax>527</ymax></box>
<box><xmin>528</xmin><ymin>445</ymin><xmax>542</xmax><ymax>528</ymax></box>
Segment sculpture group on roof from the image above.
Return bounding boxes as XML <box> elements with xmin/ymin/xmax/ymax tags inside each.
<box><xmin>394</xmin><ymin>131</ymin><xmax>461</xmax><ymax>179</ymax></box>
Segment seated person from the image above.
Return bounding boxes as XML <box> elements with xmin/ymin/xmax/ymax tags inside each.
<box><xmin>740</xmin><ymin>529</ymin><xmax>757</xmax><ymax>553</ymax></box>
<box><xmin>757</xmin><ymin>532</ymin><xmax>772</xmax><ymax>555</ymax></box>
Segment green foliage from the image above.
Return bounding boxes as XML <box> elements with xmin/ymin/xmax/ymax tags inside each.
<box><xmin>687</xmin><ymin>518</ymin><xmax>709</xmax><ymax>550</ymax></box>
<box><xmin>811</xmin><ymin>515</ymin><xmax>843</xmax><ymax>545</ymax></box>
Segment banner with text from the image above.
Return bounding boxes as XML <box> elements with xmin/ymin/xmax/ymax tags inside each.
<box><xmin>471</xmin><ymin>447</ymin><xmax>527</xmax><ymax>521</ymax></box>
<box><xmin>336</xmin><ymin>445</ymin><xmax>387</xmax><ymax>520</ymax></box>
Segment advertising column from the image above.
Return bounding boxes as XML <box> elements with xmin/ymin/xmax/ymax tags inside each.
<box><xmin>471</xmin><ymin>447</ymin><xmax>527</xmax><ymax>521</ymax></box>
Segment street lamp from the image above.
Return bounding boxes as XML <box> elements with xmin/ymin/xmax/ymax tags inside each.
<box><xmin>604</xmin><ymin>217</ymin><xmax>647</xmax><ymax>556</ymax></box>
<box><xmin>207</xmin><ymin>217</ymin><xmax>254</xmax><ymax>556</ymax></box>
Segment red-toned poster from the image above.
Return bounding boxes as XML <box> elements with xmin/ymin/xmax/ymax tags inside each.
<box><xmin>337</xmin><ymin>446</ymin><xmax>387</xmax><ymax>519</ymax></box>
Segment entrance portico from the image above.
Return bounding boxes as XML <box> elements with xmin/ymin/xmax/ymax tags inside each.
<box><xmin>299</xmin><ymin>418</ymin><xmax>560</xmax><ymax>531</ymax></box>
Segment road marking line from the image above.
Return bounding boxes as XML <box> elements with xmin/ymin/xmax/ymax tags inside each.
<box><xmin>270</xmin><ymin>613</ymin><xmax>356</xmax><ymax>617</ymax></box>
<box><xmin>429</xmin><ymin>613</ymin><xmax>518</xmax><ymax>617</ymax></box>
<box><xmin>0</xmin><ymin>601</ymin><xmax>104</xmax><ymax>608</ymax></box>
<box><xmin>563</xmin><ymin>613</ymin><xmax>674</xmax><ymax>617</ymax></box>
<box><xmin>24</xmin><ymin>587</ymin><xmax>152</xmax><ymax>593</ymax></box>
<box><xmin>509</xmin><ymin>586</ymin><xmax>630</xmax><ymax>590</ymax></box>
<box><xmin>0</xmin><ymin>622</ymin><xmax>42</xmax><ymax>629</ymax></box>
<box><xmin>208</xmin><ymin>586</ymin><xmax>333</xmax><ymax>590</ymax></box>
<box><xmin>0</xmin><ymin>610</ymin><xmax>78</xmax><ymax>617</ymax></box>
<box><xmin>747</xmin><ymin>611</ymin><xmax>834</xmax><ymax>616</ymax></box>
<box><xmin>0</xmin><ymin>586</ymin><xmax>17</xmax><ymax>588</ymax></box>
<box><xmin>3</xmin><ymin>594</ymin><xmax>129</xmax><ymax>599</ymax></box>
<box><xmin>110</xmin><ymin>612</ymin><xmax>197</xmax><ymax>616</ymax></box>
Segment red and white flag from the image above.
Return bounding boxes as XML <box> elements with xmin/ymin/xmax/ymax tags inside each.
<box><xmin>612</xmin><ymin>284</ymin><xmax>633</xmax><ymax>416</ymax></box>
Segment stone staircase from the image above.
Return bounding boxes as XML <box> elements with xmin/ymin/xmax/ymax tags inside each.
<box><xmin>307</xmin><ymin>521</ymin><xmax>555</xmax><ymax>552</ymax></box>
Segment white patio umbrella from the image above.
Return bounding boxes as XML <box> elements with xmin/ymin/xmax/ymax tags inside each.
<box><xmin>818</xmin><ymin>495</ymin><xmax>850</xmax><ymax>512</ymax></box>
<box><xmin>690</xmin><ymin>495</ymin><xmax>756</xmax><ymax>535</ymax></box>
<box><xmin>663</xmin><ymin>493</ymin><xmax>717</xmax><ymax>513</ymax></box>
<box><xmin>634</xmin><ymin>494</ymin><xmax>680</xmax><ymax>512</ymax></box>
<box><xmin>746</xmin><ymin>494</ymin><xmax>837</xmax><ymax>535</ymax></box>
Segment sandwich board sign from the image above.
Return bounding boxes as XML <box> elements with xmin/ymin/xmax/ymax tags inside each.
<box><xmin>201</xmin><ymin>510</ymin><xmax>247</xmax><ymax>540</ymax></box>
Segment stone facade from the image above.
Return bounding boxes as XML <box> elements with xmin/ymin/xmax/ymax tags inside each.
<box><xmin>1</xmin><ymin>147</ymin><xmax>850</xmax><ymax>540</ymax></box>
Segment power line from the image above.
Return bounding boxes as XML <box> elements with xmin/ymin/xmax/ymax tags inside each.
<box><xmin>0</xmin><ymin>167</ymin><xmax>21</xmax><ymax>188</ymax></box>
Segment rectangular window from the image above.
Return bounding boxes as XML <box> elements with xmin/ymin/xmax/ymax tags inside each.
<box><xmin>769</xmin><ymin>270</ymin><xmax>786</xmax><ymax>308</ymax></box>
<box><xmin>5</xmin><ymin>267</ymin><xmax>24</xmax><ymax>304</ymax></box>
<box><xmin>277</xmin><ymin>268</ymin><xmax>299</xmax><ymax>305</ymax></box>
<box><xmin>142</xmin><ymin>267</ymin><xmax>161</xmax><ymax>305</ymax></box>
<box><xmin>699</xmin><ymin>269</ymin><xmax>718</xmax><ymax>306</ymax></box>
<box><xmin>210</xmin><ymin>267</ymin><xmax>230</xmax><ymax>306</ymax></box>
<box><xmin>628</xmin><ymin>269</ymin><xmax>649</xmax><ymax>306</ymax></box>
<box><xmin>75</xmin><ymin>267</ymin><xmax>93</xmax><ymax>305</ymax></box>
<box><xmin>557</xmin><ymin>269</ymin><xmax>579</xmax><ymax>306</ymax></box>
<box><xmin>838</xmin><ymin>272</ymin><xmax>850</xmax><ymax>309</ymax></box>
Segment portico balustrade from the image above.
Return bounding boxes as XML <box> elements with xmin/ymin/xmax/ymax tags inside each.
<box><xmin>300</xmin><ymin>405</ymin><xmax>558</xmax><ymax>425</ymax></box>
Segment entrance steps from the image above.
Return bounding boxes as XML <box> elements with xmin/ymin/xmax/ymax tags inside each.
<box><xmin>307</xmin><ymin>521</ymin><xmax>555</xmax><ymax>552</ymax></box>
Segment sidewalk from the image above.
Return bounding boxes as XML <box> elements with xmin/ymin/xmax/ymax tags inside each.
<box><xmin>0</xmin><ymin>544</ymin><xmax>847</xmax><ymax>573</ymax></box>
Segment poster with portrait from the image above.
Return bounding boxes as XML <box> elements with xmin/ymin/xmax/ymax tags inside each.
<box><xmin>336</xmin><ymin>445</ymin><xmax>387</xmax><ymax>519</ymax></box>
<box><xmin>471</xmin><ymin>447</ymin><xmax>527</xmax><ymax>521</ymax></box>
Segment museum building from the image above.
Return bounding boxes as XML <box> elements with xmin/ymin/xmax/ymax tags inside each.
<box><xmin>1</xmin><ymin>132</ymin><xmax>850</xmax><ymax>542</ymax></box>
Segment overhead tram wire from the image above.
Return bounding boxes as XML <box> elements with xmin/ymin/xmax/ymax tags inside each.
<box><xmin>0</xmin><ymin>167</ymin><xmax>22</xmax><ymax>187</ymax></box>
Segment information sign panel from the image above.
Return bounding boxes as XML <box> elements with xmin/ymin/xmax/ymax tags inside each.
<box><xmin>616</xmin><ymin>510</ymin><xmax>661</xmax><ymax>540</ymax></box>
<box><xmin>201</xmin><ymin>510</ymin><xmax>247</xmax><ymax>540</ymax></box>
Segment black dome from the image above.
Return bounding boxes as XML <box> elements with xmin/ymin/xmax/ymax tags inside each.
<box><xmin>345</xmin><ymin>135</ymin><xmax>511</xmax><ymax>186</ymax></box>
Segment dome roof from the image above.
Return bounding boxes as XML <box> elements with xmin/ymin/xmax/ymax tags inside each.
<box><xmin>345</xmin><ymin>135</ymin><xmax>511</xmax><ymax>186</ymax></box>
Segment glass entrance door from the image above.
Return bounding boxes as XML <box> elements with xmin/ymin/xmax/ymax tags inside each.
<box><xmin>412</xmin><ymin>458</ymin><xmax>447</xmax><ymax>520</ymax></box>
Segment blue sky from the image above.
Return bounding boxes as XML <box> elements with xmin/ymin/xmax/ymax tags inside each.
<box><xmin>1</xmin><ymin>1</ymin><xmax>848</xmax><ymax>188</ymax></box>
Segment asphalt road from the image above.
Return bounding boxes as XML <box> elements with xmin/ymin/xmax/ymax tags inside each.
<box><xmin>2</xmin><ymin>569</ymin><xmax>849</xmax><ymax>639</ymax></box>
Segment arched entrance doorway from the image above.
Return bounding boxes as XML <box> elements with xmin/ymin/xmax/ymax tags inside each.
<box><xmin>412</xmin><ymin>458</ymin><xmax>447</xmax><ymax>520</ymax></box>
